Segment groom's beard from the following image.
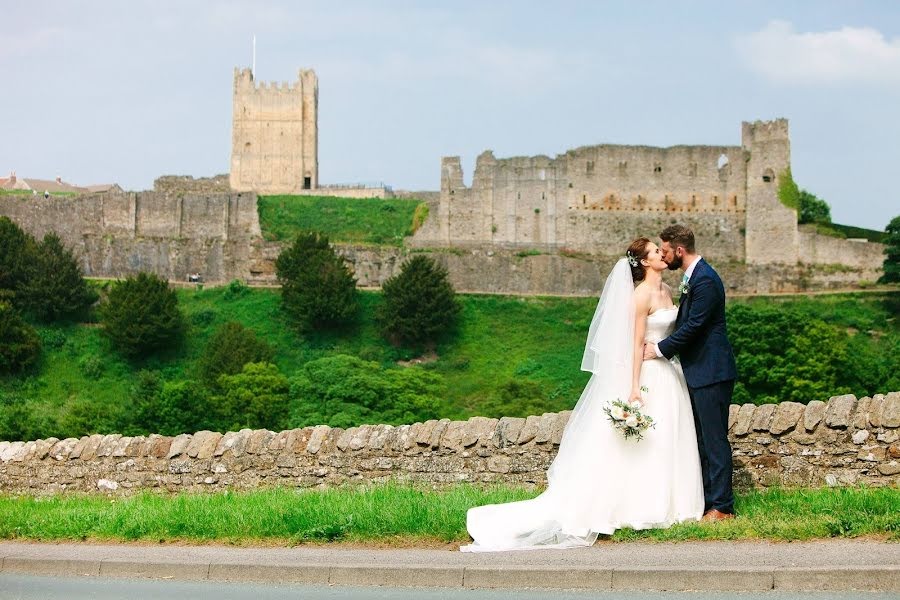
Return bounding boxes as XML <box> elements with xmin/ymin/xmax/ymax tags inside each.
<box><xmin>667</xmin><ymin>255</ymin><xmax>683</xmax><ymax>271</ymax></box>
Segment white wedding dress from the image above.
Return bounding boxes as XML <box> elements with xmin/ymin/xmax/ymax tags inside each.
<box><xmin>461</xmin><ymin>261</ymin><xmax>703</xmax><ymax>552</ymax></box>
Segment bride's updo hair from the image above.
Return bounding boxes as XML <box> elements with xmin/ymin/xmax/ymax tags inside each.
<box><xmin>626</xmin><ymin>237</ymin><xmax>652</xmax><ymax>282</ymax></box>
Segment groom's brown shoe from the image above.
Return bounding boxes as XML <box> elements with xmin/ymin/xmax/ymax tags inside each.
<box><xmin>701</xmin><ymin>509</ymin><xmax>735</xmax><ymax>522</ymax></box>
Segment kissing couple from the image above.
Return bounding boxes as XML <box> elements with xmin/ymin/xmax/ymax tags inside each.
<box><xmin>462</xmin><ymin>224</ymin><xmax>738</xmax><ymax>552</ymax></box>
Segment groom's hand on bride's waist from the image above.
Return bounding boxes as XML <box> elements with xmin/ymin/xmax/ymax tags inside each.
<box><xmin>642</xmin><ymin>343</ymin><xmax>659</xmax><ymax>361</ymax></box>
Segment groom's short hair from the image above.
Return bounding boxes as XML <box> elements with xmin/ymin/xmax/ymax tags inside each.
<box><xmin>660</xmin><ymin>224</ymin><xmax>695</xmax><ymax>253</ymax></box>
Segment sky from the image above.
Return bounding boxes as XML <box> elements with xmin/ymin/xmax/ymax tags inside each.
<box><xmin>2</xmin><ymin>1</ymin><xmax>898</xmax><ymax>230</ymax></box>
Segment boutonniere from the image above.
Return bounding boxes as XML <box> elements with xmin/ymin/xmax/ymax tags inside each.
<box><xmin>678</xmin><ymin>281</ymin><xmax>690</xmax><ymax>296</ymax></box>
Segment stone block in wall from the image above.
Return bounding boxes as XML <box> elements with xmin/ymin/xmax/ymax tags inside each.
<box><xmin>551</xmin><ymin>411</ymin><xmax>572</xmax><ymax>445</ymax></box>
<box><xmin>246</xmin><ymin>430</ymin><xmax>275</xmax><ymax>454</ymax></box>
<box><xmin>770</xmin><ymin>402</ymin><xmax>804</xmax><ymax>435</ymax></box>
<box><xmin>535</xmin><ymin>413</ymin><xmax>557</xmax><ymax>444</ymax></box>
<box><xmin>49</xmin><ymin>438</ymin><xmax>78</xmax><ymax>461</ymax></box>
<box><xmin>367</xmin><ymin>424</ymin><xmax>394</xmax><ymax>450</ymax></box>
<box><xmin>166</xmin><ymin>434</ymin><xmax>192</xmax><ymax>459</ymax></box>
<box><xmin>517</xmin><ymin>415</ymin><xmax>541</xmax><ymax>445</ymax></box>
<box><xmin>111</xmin><ymin>436</ymin><xmax>132</xmax><ymax>457</ymax></box>
<box><xmin>496</xmin><ymin>417</ymin><xmax>526</xmax><ymax>447</ymax></box>
<box><xmin>429</xmin><ymin>419</ymin><xmax>451</xmax><ymax>448</ymax></box>
<box><xmin>852</xmin><ymin>397</ymin><xmax>873</xmax><ymax>430</ymax></box>
<box><xmin>415</xmin><ymin>420</ymin><xmax>438</xmax><ymax>446</ymax></box>
<box><xmin>336</xmin><ymin>427</ymin><xmax>358</xmax><ymax>452</ymax></box>
<box><xmin>883</xmin><ymin>392</ymin><xmax>900</xmax><ymax>428</ymax></box>
<box><xmin>125</xmin><ymin>436</ymin><xmax>146</xmax><ymax>457</ymax></box>
<box><xmin>751</xmin><ymin>404</ymin><xmax>776</xmax><ymax>431</ymax></box>
<box><xmin>462</xmin><ymin>417</ymin><xmax>498</xmax><ymax>448</ymax></box>
<box><xmin>824</xmin><ymin>394</ymin><xmax>856</xmax><ymax>429</ymax></box>
<box><xmin>305</xmin><ymin>425</ymin><xmax>331</xmax><ymax>455</ymax></box>
<box><xmin>390</xmin><ymin>425</ymin><xmax>414</xmax><ymax>452</ymax></box>
<box><xmin>803</xmin><ymin>401</ymin><xmax>826</xmax><ymax>431</ymax></box>
<box><xmin>96</xmin><ymin>434</ymin><xmax>122</xmax><ymax>457</ymax></box>
<box><xmin>441</xmin><ymin>421</ymin><xmax>467</xmax><ymax>451</ymax></box>
<box><xmin>732</xmin><ymin>404</ymin><xmax>756</xmax><ymax>436</ymax></box>
<box><xmin>728</xmin><ymin>404</ymin><xmax>740</xmax><ymax>430</ymax></box>
<box><xmin>187</xmin><ymin>431</ymin><xmax>222</xmax><ymax>459</ymax></box>
<box><xmin>869</xmin><ymin>394</ymin><xmax>885</xmax><ymax>427</ymax></box>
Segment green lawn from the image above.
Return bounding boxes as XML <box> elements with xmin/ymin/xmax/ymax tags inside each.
<box><xmin>257</xmin><ymin>195</ymin><xmax>428</xmax><ymax>246</ymax></box>
<box><xmin>0</xmin><ymin>485</ymin><xmax>895</xmax><ymax>545</ymax></box>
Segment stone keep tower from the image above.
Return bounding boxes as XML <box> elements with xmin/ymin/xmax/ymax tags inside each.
<box><xmin>230</xmin><ymin>67</ymin><xmax>318</xmax><ymax>194</ymax></box>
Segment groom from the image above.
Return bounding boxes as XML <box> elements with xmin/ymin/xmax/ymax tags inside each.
<box><xmin>643</xmin><ymin>224</ymin><xmax>738</xmax><ymax>522</ymax></box>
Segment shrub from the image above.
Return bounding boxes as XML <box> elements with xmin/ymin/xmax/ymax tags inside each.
<box><xmin>289</xmin><ymin>354</ymin><xmax>444</xmax><ymax>428</ymax></box>
<box><xmin>0</xmin><ymin>302</ymin><xmax>41</xmax><ymax>374</ymax></box>
<box><xmin>879</xmin><ymin>215</ymin><xmax>900</xmax><ymax>284</ymax></box>
<box><xmin>198</xmin><ymin>321</ymin><xmax>274</xmax><ymax>386</ymax></box>
<box><xmin>798</xmin><ymin>190</ymin><xmax>831</xmax><ymax>225</ymax></box>
<box><xmin>215</xmin><ymin>362</ymin><xmax>290</xmax><ymax>431</ymax></box>
<box><xmin>0</xmin><ymin>394</ymin><xmax>55</xmax><ymax>442</ymax></box>
<box><xmin>378</xmin><ymin>255</ymin><xmax>461</xmax><ymax>347</ymax></box>
<box><xmin>275</xmin><ymin>231</ymin><xmax>358</xmax><ymax>331</ymax></box>
<box><xmin>19</xmin><ymin>232</ymin><xmax>98</xmax><ymax>322</ymax></box>
<box><xmin>0</xmin><ymin>216</ymin><xmax>36</xmax><ymax>303</ymax></box>
<box><xmin>99</xmin><ymin>272</ymin><xmax>186</xmax><ymax>358</ymax></box>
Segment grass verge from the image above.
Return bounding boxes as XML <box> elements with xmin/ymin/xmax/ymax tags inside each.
<box><xmin>0</xmin><ymin>484</ymin><xmax>896</xmax><ymax>546</ymax></box>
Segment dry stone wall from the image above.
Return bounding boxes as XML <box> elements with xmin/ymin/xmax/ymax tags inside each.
<box><xmin>1</xmin><ymin>393</ymin><xmax>897</xmax><ymax>497</ymax></box>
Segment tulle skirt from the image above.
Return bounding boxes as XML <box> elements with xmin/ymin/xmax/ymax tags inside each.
<box><xmin>461</xmin><ymin>357</ymin><xmax>703</xmax><ymax>552</ymax></box>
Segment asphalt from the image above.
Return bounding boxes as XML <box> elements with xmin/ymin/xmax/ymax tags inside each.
<box><xmin>0</xmin><ymin>540</ymin><xmax>898</xmax><ymax>592</ymax></box>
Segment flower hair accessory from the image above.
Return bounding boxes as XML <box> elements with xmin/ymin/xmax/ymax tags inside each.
<box><xmin>625</xmin><ymin>251</ymin><xmax>639</xmax><ymax>268</ymax></box>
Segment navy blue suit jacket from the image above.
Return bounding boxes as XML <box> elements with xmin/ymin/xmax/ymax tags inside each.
<box><xmin>657</xmin><ymin>258</ymin><xmax>737</xmax><ymax>389</ymax></box>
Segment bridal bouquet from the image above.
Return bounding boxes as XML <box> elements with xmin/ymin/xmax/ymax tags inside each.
<box><xmin>604</xmin><ymin>386</ymin><xmax>655</xmax><ymax>441</ymax></box>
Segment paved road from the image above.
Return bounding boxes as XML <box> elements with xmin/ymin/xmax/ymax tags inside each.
<box><xmin>1</xmin><ymin>575</ymin><xmax>898</xmax><ymax>600</ymax></box>
<box><xmin>1</xmin><ymin>540</ymin><xmax>898</xmax><ymax>593</ymax></box>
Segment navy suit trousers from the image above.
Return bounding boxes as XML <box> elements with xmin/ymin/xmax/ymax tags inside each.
<box><xmin>688</xmin><ymin>379</ymin><xmax>735</xmax><ymax>514</ymax></box>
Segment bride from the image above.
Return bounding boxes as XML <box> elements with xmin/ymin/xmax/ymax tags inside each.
<box><xmin>461</xmin><ymin>238</ymin><xmax>704</xmax><ymax>552</ymax></box>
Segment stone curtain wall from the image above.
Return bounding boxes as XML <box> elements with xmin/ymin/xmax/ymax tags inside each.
<box><xmin>1</xmin><ymin>393</ymin><xmax>897</xmax><ymax>497</ymax></box>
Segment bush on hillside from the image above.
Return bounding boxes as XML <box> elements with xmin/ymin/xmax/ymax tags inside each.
<box><xmin>798</xmin><ymin>190</ymin><xmax>832</xmax><ymax>225</ymax></box>
<box><xmin>0</xmin><ymin>302</ymin><xmax>41</xmax><ymax>374</ymax></box>
<box><xmin>378</xmin><ymin>254</ymin><xmax>461</xmax><ymax>347</ymax></box>
<box><xmin>99</xmin><ymin>272</ymin><xmax>186</xmax><ymax>358</ymax></box>
<box><xmin>198</xmin><ymin>321</ymin><xmax>274</xmax><ymax>386</ymax></box>
<box><xmin>289</xmin><ymin>354</ymin><xmax>444</xmax><ymax>428</ymax></box>
<box><xmin>879</xmin><ymin>215</ymin><xmax>900</xmax><ymax>284</ymax></box>
<box><xmin>0</xmin><ymin>217</ymin><xmax>36</xmax><ymax>304</ymax></box>
<box><xmin>214</xmin><ymin>362</ymin><xmax>290</xmax><ymax>431</ymax></box>
<box><xmin>0</xmin><ymin>394</ymin><xmax>55</xmax><ymax>442</ymax></box>
<box><xmin>275</xmin><ymin>231</ymin><xmax>358</xmax><ymax>331</ymax></box>
<box><xmin>20</xmin><ymin>232</ymin><xmax>98</xmax><ymax>322</ymax></box>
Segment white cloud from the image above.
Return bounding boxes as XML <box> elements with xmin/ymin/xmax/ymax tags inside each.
<box><xmin>735</xmin><ymin>20</ymin><xmax>900</xmax><ymax>85</ymax></box>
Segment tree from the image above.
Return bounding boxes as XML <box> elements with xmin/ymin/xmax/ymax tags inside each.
<box><xmin>198</xmin><ymin>321</ymin><xmax>274</xmax><ymax>386</ymax></box>
<box><xmin>0</xmin><ymin>302</ymin><xmax>41</xmax><ymax>374</ymax></box>
<box><xmin>99</xmin><ymin>272</ymin><xmax>185</xmax><ymax>358</ymax></box>
<box><xmin>0</xmin><ymin>217</ymin><xmax>36</xmax><ymax>303</ymax></box>
<box><xmin>378</xmin><ymin>254</ymin><xmax>461</xmax><ymax>347</ymax></box>
<box><xmin>798</xmin><ymin>190</ymin><xmax>832</xmax><ymax>225</ymax></box>
<box><xmin>20</xmin><ymin>232</ymin><xmax>98</xmax><ymax>322</ymax></box>
<box><xmin>879</xmin><ymin>215</ymin><xmax>900</xmax><ymax>284</ymax></box>
<box><xmin>275</xmin><ymin>231</ymin><xmax>358</xmax><ymax>331</ymax></box>
<box><xmin>215</xmin><ymin>362</ymin><xmax>290</xmax><ymax>431</ymax></box>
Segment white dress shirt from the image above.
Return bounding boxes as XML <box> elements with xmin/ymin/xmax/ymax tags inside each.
<box><xmin>653</xmin><ymin>256</ymin><xmax>702</xmax><ymax>358</ymax></box>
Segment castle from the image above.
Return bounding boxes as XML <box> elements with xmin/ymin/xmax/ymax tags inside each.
<box><xmin>412</xmin><ymin>120</ymin><xmax>802</xmax><ymax>266</ymax></box>
<box><xmin>229</xmin><ymin>68</ymin><xmax>319</xmax><ymax>194</ymax></box>
<box><xmin>0</xmin><ymin>68</ymin><xmax>886</xmax><ymax>296</ymax></box>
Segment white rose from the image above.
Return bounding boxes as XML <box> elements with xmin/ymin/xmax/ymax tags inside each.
<box><xmin>630</xmin><ymin>400</ymin><xmax>642</xmax><ymax>409</ymax></box>
<box><xmin>611</xmin><ymin>406</ymin><xmax>626</xmax><ymax>420</ymax></box>
<box><xmin>625</xmin><ymin>415</ymin><xmax>638</xmax><ymax>428</ymax></box>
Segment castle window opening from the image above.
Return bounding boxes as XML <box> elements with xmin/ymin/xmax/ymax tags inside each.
<box><xmin>654</xmin><ymin>164</ymin><xmax>662</xmax><ymax>173</ymax></box>
<box><xmin>762</xmin><ymin>168</ymin><xmax>775</xmax><ymax>183</ymax></box>
<box><xmin>303</xmin><ymin>177</ymin><xmax>311</xmax><ymax>190</ymax></box>
<box><xmin>541</xmin><ymin>192</ymin><xmax>546</xmax><ymax>200</ymax></box>
<box><xmin>539</xmin><ymin>168</ymin><xmax>546</xmax><ymax>181</ymax></box>
<box><xmin>586</xmin><ymin>161</ymin><xmax>594</xmax><ymax>174</ymax></box>
<box><xmin>582</xmin><ymin>194</ymin><xmax>587</xmax><ymax>205</ymax></box>
<box><xmin>717</xmin><ymin>154</ymin><xmax>729</xmax><ymax>170</ymax></box>
<box><xmin>517</xmin><ymin>192</ymin><xmax>521</xmax><ymax>200</ymax></box>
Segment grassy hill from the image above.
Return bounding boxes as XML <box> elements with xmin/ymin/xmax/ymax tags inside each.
<box><xmin>257</xmin><ymin>195</ymin><xmax>428</xmax><ymax>246</ymax></box>
<box><xmin>1</xmin><ymin>286</ymin><xmax>897</xmax><ymax>441</ymax></box>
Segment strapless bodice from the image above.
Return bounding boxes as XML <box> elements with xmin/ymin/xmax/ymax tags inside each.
<box><xmin>644</xmin><ymin>307</ymin><xmax>677</xmax><ymax>344</ymax></box>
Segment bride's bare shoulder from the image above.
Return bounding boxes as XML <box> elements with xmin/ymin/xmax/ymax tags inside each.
<box><xmin>632</xmin><ymin>283</ymin><xmax>652</xmax><ymax>309</ymax></box>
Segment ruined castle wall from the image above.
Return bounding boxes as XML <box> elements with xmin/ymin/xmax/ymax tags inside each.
<box><xmin>0</xmin><ymin>192</ymin><xmax>260</xmax><ymax>283</ymax></box>
<box><xmin>799</xmin><ymin>228</ymin><xmax>886</xmax><ymax>277</ymax></box>
<box><xmin>1</xmin><ymin>393</ymin><xmax>897</xmax><ymax>496</ymax></box>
